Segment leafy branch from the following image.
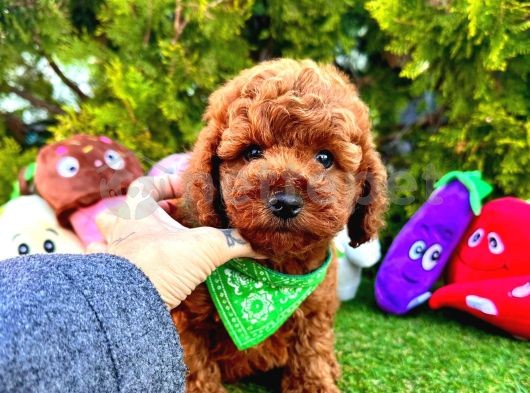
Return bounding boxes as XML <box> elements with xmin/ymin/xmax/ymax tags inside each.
<box><xmin>44</xmin><ymin>55</ymin><xmax>89</xmax><ymax>101</ymax></box>
<box><xmin>172</xmin><ymin>0</ymin><xmax>227</xmax><ymax>43</ymax></box>
<box><xmin>7</xmin><ymin>85</ymin><xmax>65</xmax><ymax>115</ymax></box>
<box><xmin>172</xmin><ymin>0</ymin><xmax>188</xmax><ymax>43</ymax></box>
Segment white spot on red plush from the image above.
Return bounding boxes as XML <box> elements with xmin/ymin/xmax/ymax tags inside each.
<box><xmin>511</xmin><ymin>282</ymin><xmax>530</xmax><ymax>298</ymax></box>
<box><xmin>465</xmin><ymin>295</ymin><xmax>498</xmax><ymax>316</ymax></box>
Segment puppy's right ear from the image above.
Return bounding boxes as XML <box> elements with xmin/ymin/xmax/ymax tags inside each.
<box><xmin>184</xmin><ymin>120</ymin><xmax>227</xmax><ymax>228</ymax></box>
<box><xmin>183</xmin><ymin>74</ymin><xmax>250</xmax><ymax>228</ymax></box>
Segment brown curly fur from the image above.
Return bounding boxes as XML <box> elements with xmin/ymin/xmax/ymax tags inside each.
<box><xmin>170</xmin><ymin>59</ymin><xmax>388</xmax><ymax>392</ymax></box>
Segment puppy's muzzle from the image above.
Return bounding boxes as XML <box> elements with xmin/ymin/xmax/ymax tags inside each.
<box><xmin>267</xmin><ymin>192</ymin><xmax>303</xmax><ymax>219</ymax></box>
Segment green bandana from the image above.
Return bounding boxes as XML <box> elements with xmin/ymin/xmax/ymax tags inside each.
<box><xmin>206</xmin><ymin>251</ymin><xmax>332</xmax><ymax>350</ymax></box>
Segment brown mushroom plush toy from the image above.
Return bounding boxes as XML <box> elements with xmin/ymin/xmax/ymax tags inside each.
<box><xmin>35</xmin><ymin>135</ymin><xmax>143</xmax><ymax>247</ymax></box>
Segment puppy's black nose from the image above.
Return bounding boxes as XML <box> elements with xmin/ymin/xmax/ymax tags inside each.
<box><xmin>268</xmin><ymin>193</ymin><xmax>303</xmax><ymax>219</ymax></box>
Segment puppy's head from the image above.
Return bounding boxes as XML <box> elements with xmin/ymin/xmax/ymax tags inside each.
<box><xmin>185</xmin><ymin>59</ymin><xmax>387</xmax><ymax>258</ymax></box>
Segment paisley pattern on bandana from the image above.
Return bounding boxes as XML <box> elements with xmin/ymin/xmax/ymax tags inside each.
<box><xmin>206</xmin><ymin>251</ymin><xmax>332</xmax><ymax>350</ymax></box>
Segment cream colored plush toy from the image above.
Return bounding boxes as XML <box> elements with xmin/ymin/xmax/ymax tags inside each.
<box><xmin>334</xmin><ymin>228</ymin><xmax>381</xmax><ymax>301</ymax></box>
<box><xmin>0</xmin><ymin>195</ymin><xmax>84</xmax><ymax>260</ymax></box>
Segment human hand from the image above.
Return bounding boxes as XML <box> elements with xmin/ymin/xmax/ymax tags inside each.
<box><xmin>91</xmin><ymin>175</ymin><xmax>263</xmax><ymax>310</ymax></box>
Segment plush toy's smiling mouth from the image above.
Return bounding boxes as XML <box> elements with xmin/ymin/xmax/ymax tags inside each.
<box><xmin>457</xmin><ymin>255</ymin><xmax>508</xmax><ymax>272</ymax></box>
<box><xmin>401</xmin><ymin>271</ymin><xmax>420</xmax><ymax>284</ymax></box>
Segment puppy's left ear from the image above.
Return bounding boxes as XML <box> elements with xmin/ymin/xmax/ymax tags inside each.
<box><xmin>347</xmin><ymin>149</ymin><xmax>388</xmax><ymax>248</ymax></box>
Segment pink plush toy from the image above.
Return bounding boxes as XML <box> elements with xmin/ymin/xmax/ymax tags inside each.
<box><xmin>148</xmin><ymin>153</ymin><xmax>190</xmax><ymax>177</ymax></box>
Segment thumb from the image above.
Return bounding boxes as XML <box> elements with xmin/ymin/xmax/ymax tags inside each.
<box><xmin>95</xmin><ymin>210</ymin><xmax>118</xmax><ymax>241</ymax></box>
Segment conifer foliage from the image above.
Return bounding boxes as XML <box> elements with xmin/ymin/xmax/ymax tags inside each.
<box><xmin>367</xmin><ymin>0</ymin><xmax>529</xmax><ymax>201</ymax></box>
<box><xmin>0</xmin><ymin>1</ymin><xmax>528</xmax><ymax>238</ymax></box>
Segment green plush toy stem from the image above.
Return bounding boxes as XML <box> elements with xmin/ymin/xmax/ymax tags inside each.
<box><xmin>434</xmin><ymin>171</ymin><xmax>493</xmax><ymax>215</ymax></box>
<box><xmin>24</xmin><ymin>162</ymin><xmax>37</xmax><ymax>181</ymax></box>
<box><xmin>9</xmin><ymin>183</ymin><xmax>20</xmax><ymax>200</ymax></box>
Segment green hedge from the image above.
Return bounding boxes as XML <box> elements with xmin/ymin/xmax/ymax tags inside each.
<box><xmin>1</xmin><ymin>1</ymin><xmax>528</xmax><ymax>243</ymax></box>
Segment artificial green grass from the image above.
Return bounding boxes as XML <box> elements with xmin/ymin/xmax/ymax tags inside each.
<box><xmin>227</xmin><ymin>277</ymin><xmax>529</xmax><ymax>393</ymax></box>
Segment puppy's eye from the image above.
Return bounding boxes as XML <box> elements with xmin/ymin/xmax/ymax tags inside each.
<box><xmin>243</xmin><ymin>145</ymin><xmax>263</xmax><ymax>161</ymax></box>
<box><xmin>315</xmin><ymin>150</ymin><xmax>333</xmax><ymax>169</ymax></box>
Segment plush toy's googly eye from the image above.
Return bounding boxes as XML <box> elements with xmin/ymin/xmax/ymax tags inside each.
<box><xmin>18</xmin><ymin>243</ymin><xmax>30</xmax><ymax>255</ymax></box>
<box><xmin>43</xmin><ymin>239</ymin><xmax>55</xmax><ymax>253</ymax></box>
<box><xmin>487</xmin><ymin>232</ymin><xmax>504</xmax><ymax>255</ymax></box>
<box><xmin>408</xmin><ymin>240</ymin><xmax>426</xmax><ymax>260</ymax></box>
<box><xmin>467</xmin><ymin>228</ymin><xmax>484</xmax><ymax>248</ymax></box>
<box><xmin>422</xmin><ymin>243</ymin><xmax>442</xmax><ymax>271</ymax></box>
<box><xmin>104</xmin><ymin>149</ymin><xmax>125</xmax><ymax>170</ymax></box>
<box><xmin>57</xmin><ymin>156</ymin><xmax>80</xmax><ymax>178</ymax></box>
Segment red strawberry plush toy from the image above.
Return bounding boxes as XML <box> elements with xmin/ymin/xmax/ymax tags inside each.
<box><xmin>430</xmin><ymin>276</ymin><xmax>530</xmax><ymax>339</ymax></box>
<box><xmin>430</xmin><ymin>197</ymin><xmax>530</xmax><ymax>339</ymax></box>
<box><xmin>447</xmin><ymin>197</ymin><xmax>530</xmax><ymax>283</ymax></box>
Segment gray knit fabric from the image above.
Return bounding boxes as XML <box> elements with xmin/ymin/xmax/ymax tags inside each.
<box><xmin>0</xmin><ymin>253</ymin><xmax>186</xmax><ymax>393</ymax></box>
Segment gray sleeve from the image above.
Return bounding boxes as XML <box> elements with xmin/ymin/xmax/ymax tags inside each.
<box><xmin>0</xmin><ymin>253</ymin><xmax>187</xmax><ymax>393</ymax></box>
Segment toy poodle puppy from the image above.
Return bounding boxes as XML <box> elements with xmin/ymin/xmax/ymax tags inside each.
<box><xmin>170</xmin><ymin>58</ymin><xmax>387</xmax><ymax>393</ymax></box>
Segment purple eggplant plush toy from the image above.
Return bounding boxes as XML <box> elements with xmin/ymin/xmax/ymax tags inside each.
<box><xmin>375</xmin><ymin>171</ymin><xmax>492</xmax><ymax>315</ymax></box>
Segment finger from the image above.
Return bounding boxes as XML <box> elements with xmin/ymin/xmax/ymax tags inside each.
<box><xmin>151</xmin><ymin>204</ymin><xmax>188</xmax><ymax>229</ymax></box>
<box><xmin>157</xmin><ymin>174</ymin><xmax>185</xmax><ymax>200</ymax></box>
<box><xmin>95</xmin><ymin>210</ymin><xmax>118</xmax><ymax>241</ymax></box>
<box><xmin>128</xmin><ymin>175</ymin><xmax>185</xmax><ymax>202</ymax></box>
<box><xmin>86</xmin><ymin>241</ymin><xmax>108</xmax><ymax>253</ymax></box>
<box><xmin>121</xmin><ymin>193</ymin><xmax>187</xmax><ymax>230</ymax></box>
<box><xmin>158</xmin><ymin>198</ymin><xmax>183</xmax><ymax>220</ymax></box>
<box><xmin>124</xmin><ymin>176</ymin><xmax>185</xmax><ymax>221</ymax></box>
<box><xmin>158</xmin><ymin>199</ymin><xmax>175</xmax><ymax>214</ymax></box>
